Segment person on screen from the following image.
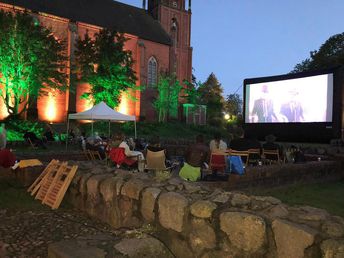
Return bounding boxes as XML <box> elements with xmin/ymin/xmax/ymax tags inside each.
<box><xmin>251</xmin><ymin>85</ymin><xmax>277</xmax><ymax>123</ymax></box>
<box><xmin>280</xmin><ymin>88</ymin><xmax>304</xmax><ymax>122</ymax></box>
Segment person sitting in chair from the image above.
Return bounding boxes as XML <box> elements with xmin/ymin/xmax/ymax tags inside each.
<box><xmin>86</xmin><ymin>132</ymin><xmax>106</xmax><ymax>159</ymax></box>
<box><xmin>146</xmin><ymin>136</ymin><xmax>164</xmax><ymax>152</ymax></box>
<box><xmin>209</xmin><ymin>132</ymin><xmax>227</xmax><ymax>152</ymax></box>
<box><xmin>179</xmin><ymin>134</ymin><xmax>210</xmax><ymax>181</ymax></box>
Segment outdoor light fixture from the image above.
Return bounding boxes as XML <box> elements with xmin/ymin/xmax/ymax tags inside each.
<box><xmin>224</xmin><ymin>114</ymin><xmax>230</xmax><ymax>120</ymax></box>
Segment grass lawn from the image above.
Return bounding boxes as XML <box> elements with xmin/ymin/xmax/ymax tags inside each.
<box><xmin>246</xmin><ymin>180</ymin><xmax>344</xmax><ymax>217</ymax></box>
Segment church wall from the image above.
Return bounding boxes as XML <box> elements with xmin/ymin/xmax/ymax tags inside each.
<box><xmin>138</xmin><ymin>39</ymin><xmax>170</xmax><ymax>121</ymax></box>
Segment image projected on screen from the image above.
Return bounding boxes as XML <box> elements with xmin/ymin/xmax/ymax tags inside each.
<box><xmin>245</xmin><ymin>73</ymin><xmax>333</xmax><ymax>123</ymax></box>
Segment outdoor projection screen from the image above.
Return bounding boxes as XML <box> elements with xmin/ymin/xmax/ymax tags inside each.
<box><xmin>244</xmin><ymin>73</ymin><xmax>334</xmax><ymax>123</ymax></box>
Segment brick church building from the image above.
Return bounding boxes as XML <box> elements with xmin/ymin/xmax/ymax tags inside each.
<box><xmin>0</xmin><ymin>0</ymin><xmax>192</xmax><ymax>122</ymax></box>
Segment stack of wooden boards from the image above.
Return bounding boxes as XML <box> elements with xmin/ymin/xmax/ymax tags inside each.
<box><xmin>27</xmin><ymin>159</ymin><xmax>78</xmax><ymax>209</ymax></box>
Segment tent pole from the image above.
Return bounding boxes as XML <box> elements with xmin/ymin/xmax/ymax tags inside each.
<box><xmin>91</xmin><ymin>120</ymin><xmax>94</xmax><ymax>136</ymax></box>
<box><xmin>134</xmin><ymin>120</ymin><xmax>137</xmax><ymax>139</ymax></box>
<box><xmin>108</xmin><ymin>120</ymin><xmax>110</xmax><ymax>139</ymax></box>
<box><xmin>66</xmin><ymin>118</ymin><xmax>70</xmax><ymax>150</ymax></box>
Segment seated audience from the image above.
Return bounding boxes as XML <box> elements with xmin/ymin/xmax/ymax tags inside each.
<box><xmin>146</xmin><ymin>136</ymin><xmax>164</xmax><ymax>152</ymax></box>
<box><xmin>185</xmin><ymin>134</ymin><xmax>210</xmax><ymax>168</ymax></box>
<box><xmin>209</xmin><ymin>132</ymin><xmax>227</xmax><ymax>152</ymax></box>
<box><xmin>179</xmin><ymin>134</ymin><xmax>210</xmax><ymax>182</ymax></box>
<box><xmin>118</xmin><ymin>133</ymin><xmax>144</xmax><ymax>161</ymax></box>
<box><xmin>229</xmin><ymin>128</ymin><xmax>252</xmax><ymax>151</ymax></box>
<box><xmin>109</xmin><ymin>132</ymin><xmax>145</xmax><ymax>171</ymax></box>
<box><xmin>86</xmin><ymin>132</ymin><xmax>106</xmax><ymax>159</ymax></box>
<box><xmin>262</xmin><ymin>134</ymin><xmax>284</xmax><ymax>162</ymax></box>
<box><xmin>263</xmin><ymin>134</ymin><xmax>280</xmax><ymax>151</ymax></box>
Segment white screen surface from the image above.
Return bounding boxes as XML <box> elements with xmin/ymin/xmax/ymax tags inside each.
<box><xmin>245</xmin><ymin>73</ymin><xmax>333</xmax><ymax>123</ymax></box>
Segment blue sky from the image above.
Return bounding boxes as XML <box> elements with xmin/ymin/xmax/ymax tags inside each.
<box><xmin>117</xmin><ymin>0</ymin><xmax>344</xmax><ymax>96</ymax></box>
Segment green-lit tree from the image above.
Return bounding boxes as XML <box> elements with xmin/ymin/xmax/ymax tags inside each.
<box><xmin>0</xmin><ymin>11</ymin><xmax>67</xmax><ymax>118</ymax></box>
<box><xmin>154</xmin><ymin>73</ymin><xmax>182</xmax><ymax>122</ymax></box>
<box><xmin>225</xmin><ymin>93</ymin><xmax>242</xmax><ymax>116</ymax></box>
<box><xmin>182</xmin><ymin>79</ymin><xmax>201</xmax><ymax>105</ymax></box>
<box><xmin>292</xmin><ymin>32</ymin><xmax>344</xmax><ymax>73</ymax></box>
<box><xmin>197</xmin><ymin>73</ymin><xmax>225</xmax><ymax>124</ymax></box>
<box><xmin>75</xmin><ymin>29</ymin><xmax>137</xmax><ymax>107</ymax></box>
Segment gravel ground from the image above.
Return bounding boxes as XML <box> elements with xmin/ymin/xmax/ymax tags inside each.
<box><xmin>0</xmin><ymin>208</ymin><xmax>122</xmax><ymax>258</ymax></box>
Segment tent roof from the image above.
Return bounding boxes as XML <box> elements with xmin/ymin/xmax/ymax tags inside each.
<box><xmin>68</xmin><ymin>102</ymin><xmax>135</xmax><ymax>121</ymax></box>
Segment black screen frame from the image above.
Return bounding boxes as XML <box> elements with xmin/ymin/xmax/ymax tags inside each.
<box><xmin>243</xmin><ymin>68</ymin><xmax>342</xmax><ymax>143</ymax></box>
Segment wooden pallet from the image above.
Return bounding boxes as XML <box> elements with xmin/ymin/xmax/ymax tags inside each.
<box><xmin>27</xmin><ymin>159</ymin><xmax>59</xmax><ymax>195</ymax></box>
<box><xmin>28</xmin><ymin>160</ymin><xmax>78</xmax><ymax>209</ymax></box>
<box><xmin>42</xmin><ymin>164</ymin><xmax>78</xmax><ymax>209</ymax></box>
<box><xmin>35</xmin><ymin>162</ymin><xmax>68</xmax><ymax>201</ymax></box>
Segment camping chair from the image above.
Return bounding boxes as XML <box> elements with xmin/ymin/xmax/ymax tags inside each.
<box><xmin>248</xmin><ymin>148</ymin><xmax>261</xmax><ymax>166</ymax></box>
<box><xmin>229</xmin><ymin>149</ymin><xmax>249</xmax><ymax>166</ymax></box>
<box><xmin>145</xmin><ymin>149</ymin><xmax>173</xmax><ymax>172</ymax></box>
<box><xmin>88</xmin><ymin>150</ymin><xmax>102</xmax><ymax>160</ymax></box>
<box><xmin>209</xmin><ymin>152</ymin><xmax>227</xmax><ymax>174</ymax></box>
<box><xmin>262</xmin><ymin>149</ymin><xmax>280</xmax><ymax>164</ymax></box>
<box><xmin>108</xmin><ymin>147</ymin><xmax>138</xmax><ymax>169</ymax></box>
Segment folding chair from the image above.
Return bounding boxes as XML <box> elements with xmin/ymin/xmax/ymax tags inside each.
<box><xmin>145</xmin><ymin>149</ymin><xmax>172</xmax><ymax>172</ymax></box>
<box><xmin>262</xmin><ymin>149</ymin><xmax>280</xmax><ymax>164</ymax></box>
<box><xmin>229</xmin><ymin>149</ymin><xmax>249</xmax><ymax>166</ymax></box>
<box><xmin>209</xmin><ymin>152</ymin><xmax>227</xmax><ymax>173</ymax></box>
<box><xmin>88</xmin><ymin>150</ymin><xmax>102</xmax><ymax>160</ymax></box>
<box><xmin>248</xmin><ymin>148</ymin><xmax>261</xmax><ymax>166</ymax></box>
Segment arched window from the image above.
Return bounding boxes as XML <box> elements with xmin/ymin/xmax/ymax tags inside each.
<box><xmin>147</xmin><ymin>56</ymin><xmax>157</xmax><ymax>87</ymax></box>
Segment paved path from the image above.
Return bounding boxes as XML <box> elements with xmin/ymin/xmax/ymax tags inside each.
<box><xmin>0</xmin><ymin>208</ymin><xmax>121</xmax><ymax>258</ymax></box>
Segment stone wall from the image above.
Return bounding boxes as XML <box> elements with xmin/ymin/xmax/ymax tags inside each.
<box><xmin>65</xmin><ymin>161</ymin><xmax>344</xmax><ymax>258</ymax></box>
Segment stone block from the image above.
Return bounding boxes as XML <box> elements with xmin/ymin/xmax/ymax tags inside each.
<box><xmin>322</xmin><ymin>221</ymin><xmax>344</xmax><ymax>238</ymax></box>
<box><xmin>99</xmin><ymin>177</ymin><xmax>118</xmax><ymax>203</ymax></box>
<box><xmin>114</xmin><ymin>235</ymin><xmax>174</xmax><ymax>258</ymax></box>
<box><xmin>121</xmin><ymin>179</ymin><xmax>146</xmax><ymax>200</ymax></box>
<box><xmin>141</xmin><ymin>187</ymin><xmax>161</xmax><ymax>222</ymax></box>
<box><xmin>86</xmin><ymin>175</ymin><xmax>111</xmax><ymax>200</ymax></box>
<box><xmin>158</xmin><ymin>192</ymin><xmax>189</xmax><ymax>232</ymax></box>
<box><xmin>321</xmin><ymin>239</ymin><xmax>344</xmax><ymax>258</ymax></box>
<box><xmin>272</xmin><ymin>218</ymin><xmax>317</xmax><ymax>258</ymax></box>
<box><xmin>79</xmin><ymin>173</ymin><xmax>92</xmax><ymax>196</ymax></box>
<box><xmin>220</xmin><ymin>211</ymin><xmax>266</xmax><ymax>253</ymax></box>
<box><xmin>230</xmin><ymin>193</ymin><xmax>251</xmax><ymax>207</ymax></box>
<box><xmin>190</xmin><ymin>200</ymin><xmax>217</xmax><ymax>219</ymax></box>
<box><xmin>189</xmin><ymin>218</ymin><xmax>216</xmax><ymax>254</ymax></box>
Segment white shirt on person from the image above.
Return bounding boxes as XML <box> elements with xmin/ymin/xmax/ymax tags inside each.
<box><xmin>209</xmin><ymin>139</ymin><xmax>227</xmax><ymax>152</ymax></box>
<box><xmin>119</xmin><ymin>141</ymin><xmax>144</xmax><ymax>160</ymax></box>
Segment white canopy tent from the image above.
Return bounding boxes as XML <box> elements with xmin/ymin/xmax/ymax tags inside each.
<box><xmin>66</xmin><ymin>101</ymin><xmax>136</xmax><ymax>149</ymax></box>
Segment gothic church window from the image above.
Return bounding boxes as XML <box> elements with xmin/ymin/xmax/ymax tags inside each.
<box><xmin>148</xmin><ymin>56</ymin><xmax>157</xmax><ymax>87</ymax></box>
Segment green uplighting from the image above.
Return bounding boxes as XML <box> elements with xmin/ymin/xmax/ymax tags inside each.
<box><xmin>0</xmin><ymin>10</ymin><xmax>67</xmax><ymax>119</ymax></box>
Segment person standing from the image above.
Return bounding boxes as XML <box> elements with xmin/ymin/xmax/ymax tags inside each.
<box><xmin>280</xmin><ymin>89</ymin><xmax>304</xmax><ymax>122</ymax></box>
<box><xmin>251</xmin><ymin>85</ymin><xmax>277</xmax><ymax>122</ymax></box>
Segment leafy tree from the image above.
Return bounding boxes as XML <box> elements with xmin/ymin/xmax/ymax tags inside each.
<box><xmin>225</xmin><ymin>93</ymin><xmax>242</xmax><ymax>116</ymax></box>
<box><xmin>154</xmin><ymin>73</ymin><xmax>182</xmax><ymax>122</ymax></box>
<box><xmin>182</xmin><ymin>79</ymin><xmax>202</xmax><ymax>105</ymax></box>
<box><xmin>292</xmin><ymin>32</ymin><xmax>344</xmax><ymax>73</ymax></box>
<box><xmin>197</xmin><ymin>73</ymin><xmax>225</xmax><ymax>122</ymax></box>
<box><xmin>0</xmin><ymin>11</ymin><xmax>67</xmax><ymax>118</ymax></box>
<box><xmin>75</xmin><ymin>29</ymin><xmax>137</xmax><ymax>107</ymax></box>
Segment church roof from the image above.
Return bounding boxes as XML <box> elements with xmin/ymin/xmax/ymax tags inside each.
<box><xmin>0</xmin><ymin>0</ymin><xmax>172</xmax><ymax>45</ymax></box>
